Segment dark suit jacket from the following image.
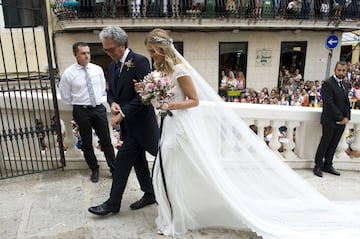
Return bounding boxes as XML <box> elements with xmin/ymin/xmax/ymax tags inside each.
<box><xmin>107</xmin><ymin>49</ymin><xmax>159</xmax><ymax>156</ymax></box>
<box><xmin>320</xmin><ymin>76</ymin><xmax>351</xmax><ymax>128</ymax></box>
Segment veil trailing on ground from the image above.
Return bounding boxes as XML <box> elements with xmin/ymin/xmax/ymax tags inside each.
<box><xmin>165</xmin><ymin>43</ymin><xmax>360</xmax><ymax>238</ymax></box>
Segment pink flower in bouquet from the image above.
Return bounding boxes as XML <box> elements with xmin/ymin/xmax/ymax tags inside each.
<box><xmin>138</xmin><ymin>70</ymin><xmax>175</xmax><ymax>109</ymax></box>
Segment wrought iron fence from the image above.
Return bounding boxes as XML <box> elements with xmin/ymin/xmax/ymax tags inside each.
<box><xmin>0</xmin><ymin>0</ymin><xmax>64</xmax><ymax>179</ymax></box>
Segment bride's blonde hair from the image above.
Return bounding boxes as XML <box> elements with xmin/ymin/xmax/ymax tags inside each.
<box><xmin>145</xmin><ymin>28</ymin><xmax>182</xmax><ymax>75</ymax></box>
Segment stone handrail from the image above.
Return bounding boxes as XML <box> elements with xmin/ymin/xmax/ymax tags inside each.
<box><xmin>58</xmin><ymin>98</ymin><xmax>360</xmax><ymax>169</ymax></box>
<box><xmin>1</xmin><ymin>92</ymin><xmax>360</xmax><ymax>171</ymax></box>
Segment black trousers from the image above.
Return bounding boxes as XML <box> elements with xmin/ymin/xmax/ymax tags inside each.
<box><xmin>73</xmin><ymin>104</ymin><xmax>115</xmax><ymax>172</ymax></box>
<box><xmin>107</xmin><ymin>132</ymin><xmax>154</xmax><ymax>207</ymax></box>
<box><xmin>314</xmin><ymin>124</ymin><xmax>345</xmax><ymax>169</ymax></box>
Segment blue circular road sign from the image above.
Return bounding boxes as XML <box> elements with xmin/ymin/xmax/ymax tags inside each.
<box><xmin>326</xmin><ymin>34</ymin><xmax>339</xmax><ymax>50</ymax></box>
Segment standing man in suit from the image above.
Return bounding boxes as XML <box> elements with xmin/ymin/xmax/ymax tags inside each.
<box><xmin>313</xmin><ymin>61</ymin><xmax>351</xmax><ymax>177</ymax></box>
<box><xmin>59</xmin><ymin>42</ymin><xmax>115</xmax><ymax>183</ymax></box>
<box><xmin>88</xmin><ymin>26</ymin><xmax>159</xmax><ymax>216</ymax></box>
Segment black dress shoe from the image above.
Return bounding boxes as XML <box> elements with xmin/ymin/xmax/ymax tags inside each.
<box><xmin>90</xmin><ymin>168</ymin><xmax>99</xmax><ymax>183</ymax></box>
<box><xmin>88</xmin><ymin>202</ymin><xmax>119</xmax><ymax>216</ymax></box>
<box><xmin>130</xmin><ymin>194</ymin><xmax>156</xmax><ymax>210</ymax></box>
<box><xmin>313</xmin><ymin>167</ymin><xmax>323</xmax><ymax>177</ymax></box>
<box><xmin>323</xmin><ymin>166</ymin><xmax>340</xmax><ymax>176</ymax></box>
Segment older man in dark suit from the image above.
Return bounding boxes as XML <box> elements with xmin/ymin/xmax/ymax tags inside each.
<box><xmin>313</xmin><ymin>61</ymin><xmax>351</xmax><ymax>177</ymax></box>
<box><xmin>89</xmin><ymin>26</ymin><xmax>159</xmax><ymax>216</ymax></box>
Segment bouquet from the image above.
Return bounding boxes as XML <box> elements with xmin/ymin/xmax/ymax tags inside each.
<box><xmin>138</xmin><ymin>70</ymin><xmax>175</xmax><ymax>110</ymax></box>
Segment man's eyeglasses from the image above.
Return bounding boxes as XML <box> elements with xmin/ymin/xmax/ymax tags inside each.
<box><xmin>103</xmin><ymin>47</ymin><xmax>116</xmax><ymax>54</ymax></box>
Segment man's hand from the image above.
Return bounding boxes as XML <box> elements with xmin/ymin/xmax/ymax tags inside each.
<box><xmin>111</xmin><ymin>113</ymin><xmax>124</xmax><ymax>129</ymax></box>
<box><xmin>338</xmin><ymin>117</ymin><xmax>349</xmax><ymax>125</ymax></box>
<box><xmin>342</xmin><ymin>117</ymin><xmax>349</xmax><ymax>125</ymax></box>
<box><xmin>111</xmin><ymin>102</ymin><xmax>121</xmax><ymax>115</ymax></box>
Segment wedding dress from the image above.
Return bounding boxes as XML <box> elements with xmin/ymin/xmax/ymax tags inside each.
<box><xmin>152</xmin><ymin>46</ymin><xmax>360</xmax><ymax>238</ymax></box>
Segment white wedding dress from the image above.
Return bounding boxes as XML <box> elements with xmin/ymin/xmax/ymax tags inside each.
<box><xmin>152</xmin><ymin>51</ymin><xmax>360</xmax><ymax>238</ymax></box>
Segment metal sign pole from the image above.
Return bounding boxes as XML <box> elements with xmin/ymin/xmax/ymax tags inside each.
<box><xmin>326</xmin><ymin>49</ymin><xmax>333</xmax><ymax>80</ymax></box>
<box><xmin>325</xmin><ymin>34</ymin><xmax>338</xmax><ymax>80</ymax></box>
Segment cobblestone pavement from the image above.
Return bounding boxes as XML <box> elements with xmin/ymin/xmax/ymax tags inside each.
<box><xmin>1</xmin><ymin>168</ymin><xmax>360</xmax><ymax>239</ymax></box>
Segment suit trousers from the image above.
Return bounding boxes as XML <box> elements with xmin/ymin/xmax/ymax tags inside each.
<box><xmin>314</xmin><ymin>124</ymin><xmax>345</xmax><ymax>168</ymax></box>
<box><xmin>107</xmin><ymin>133</ymin><xmax>154</xmax><ymax>207</ymax></box>
<box><xmin>73</xmin><ymin>104</ymin><xmax>115</xmax><ymax>172</ymax></box>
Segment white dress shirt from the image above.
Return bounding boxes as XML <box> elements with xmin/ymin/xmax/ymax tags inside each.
<box><xmin>118</xmin><ymin>48</ymin><xmax>130</xmax><ymax>72</ymax></box>
<box><xmin>59</xmin><ymin>62</ymin><xmax>106</xmax><ymax>106</ymax></box>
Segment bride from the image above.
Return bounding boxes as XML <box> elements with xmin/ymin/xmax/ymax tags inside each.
<box><xmin>143</xmin><ymin>28</ymin><xmax>360</xmax><ymax>238</ymax></box>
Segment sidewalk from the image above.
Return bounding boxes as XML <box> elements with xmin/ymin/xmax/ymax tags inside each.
<box><xmin>1</xmin><ymin>168</ymin><xmax>360</xmax><ymax>239</ymax></box>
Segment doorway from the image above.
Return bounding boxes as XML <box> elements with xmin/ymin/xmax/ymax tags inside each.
<box><xmin>219</xmin><ymin>42</ymin><xmax>248</xmax><ymax>100</ymax></box>
<box><xmin>279</xmin><ymin>41</ymin><xmax>307</xmax><ymax>88</ymax></box>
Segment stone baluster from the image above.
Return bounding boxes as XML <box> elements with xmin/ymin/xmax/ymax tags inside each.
<box><xmin>268</xmin><ymin>120</ymin><xmax>283</xmax><ymax>157</ymax></box>
<box><xmin>60</xmin><ymin>110</ymin><xmax>82</xmax><ymax>159</ymax></box>
<box><xmin>282</xmin><ymin>121</ymin><xmax>299</xmax><ymax>160</ymax></box>
<box><xmin>254</xmin><ymin>119</ymin><xmax>270</xmax><ymax>145</ymax></box>
<box><xmin>93</xmin><ymin>114</ymin><xmax>118</xmax><ymax>158</ymax></box>
<box><xmin>335</xmin><ymin>124</ymin><xmax>351</xmax><ymax>160</ymax></box>
<box><xmin>349</xmin><ymin>123</ymin><xmax>360</xmax><ymax>153</ymax></box>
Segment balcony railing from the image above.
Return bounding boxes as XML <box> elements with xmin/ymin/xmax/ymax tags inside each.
<box><xmin>51</xmin><ymin>0</ymin><xmax>359</xmax><ymax>21</ymax></box>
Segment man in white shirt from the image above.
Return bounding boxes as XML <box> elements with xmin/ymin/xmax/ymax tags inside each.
<box><xmin>59</xmin><ymin>42</ymin><xmax>115</xmax><ymax>183</ymax></box>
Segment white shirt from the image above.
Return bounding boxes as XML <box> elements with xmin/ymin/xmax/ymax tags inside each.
<box><xmin>334</xmin><ymin>75</ymin><xmax>344</xmax><ymax>86</ymax></box>
<box><xmin>119</xmin><ymin>48</ymin><xmax>130</xmax><ymax>72</ymax></box>
<box><xmin>59</xmin><ymin>62</ymin><xmax>106</xmax><ymax>106</ymax></box>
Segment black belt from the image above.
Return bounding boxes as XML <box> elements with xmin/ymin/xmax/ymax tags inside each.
<box><xmin>74</xmin><ymin>104</ymin><xmax>102</xmax><ymax>109</ymax></box>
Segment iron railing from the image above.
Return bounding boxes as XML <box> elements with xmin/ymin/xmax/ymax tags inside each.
<box><xmin>0</xmin><ymin>0</ymin><xmax>64</xmax><ymax>179</ymax></box>
<box><xmin>52</xmin><ymin>0</ymin><xmax>359</xmax><ymax>21</ymax></box>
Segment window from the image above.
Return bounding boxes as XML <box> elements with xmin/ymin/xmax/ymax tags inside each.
<box><xmin>173</xmin><ymin>42</ymin><xmax>183</xmax><ymax>56</ymax></box>
<box><xmin>2</xmin><ymin>0</ymin><xmax>42</xmax><ymax>28</ymax></box>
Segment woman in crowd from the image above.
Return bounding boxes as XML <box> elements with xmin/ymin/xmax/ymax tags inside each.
<box><xmin>227</xmin><ymin>70</ymin><xmax>237</xmax><ymax>88</ymax></box>
<box><xmin>236</xmin><ymin>70</ymin><xmax>246</xmax><ymax>89</ymax></box>
<box><xmin>219</xmin><ymin>70</ymin><xmax>228</xmax><ymax>89</ymax></box>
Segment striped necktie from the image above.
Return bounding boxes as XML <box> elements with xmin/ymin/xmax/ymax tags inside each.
<box><xmin>84</xmin><ymin>67</ymin><xmax>97</xmax><ymax>107</ymax></box>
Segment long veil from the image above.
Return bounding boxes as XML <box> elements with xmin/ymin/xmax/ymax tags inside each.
<box><xmin>167</xmin><ymin>44</ymin><xmax>360</xmax><ymax>238</ymax></box>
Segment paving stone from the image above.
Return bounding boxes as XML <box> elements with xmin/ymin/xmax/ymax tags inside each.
<box><xmin>0</xmin><ymin>169</ymin><xmax>359</xmax><ymax>239</ymax></box>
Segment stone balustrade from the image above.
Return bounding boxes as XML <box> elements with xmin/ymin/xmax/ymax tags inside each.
<box><xmin>59</xmin><ymin>96</ymin><xmax>360</xmax><ymax>170</ymax></box>
<box><xmin>2</xmin><ymin>92</ymin><xmax>360</xmax><ymax>171</ymax></box>
<box><xmin>227</xmin><ymin>103</ymin><xmax>360</xmax><ymax>170</ymax></box>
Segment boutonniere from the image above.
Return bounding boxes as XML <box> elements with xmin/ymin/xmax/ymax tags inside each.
<box><xmin>125</xmin><ymin>58</ymin><xmax>135</xmax><ymax>71</ymax></box>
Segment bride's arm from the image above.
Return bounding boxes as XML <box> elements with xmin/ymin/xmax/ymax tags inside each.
<box><xmin>167</xmin><ymin>75</ymin><xmax>199</xmax><ymax>110</ymax></box>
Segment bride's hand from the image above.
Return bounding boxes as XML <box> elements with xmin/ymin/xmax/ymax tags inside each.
<box><xmin>159</xmin><ymin>103</ymin><xmax>169</xmax><ymax>110</ymax></box>
<box><xmin>160</xmin><ymin>103</ymin><xmax>176</xmax><ymax>111</ymax></box>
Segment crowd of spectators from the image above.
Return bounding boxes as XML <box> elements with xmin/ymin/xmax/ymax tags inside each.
<box><xmin>220</xmin><ymin>61</ymin><xmax>360</xmax><ymax>154</ymax></box>
<box><xmin>53</xmin><ymin>0</ymin><xmax>359</xmax><ymax>21</ymax></box>
<box><xmin>220</xmin><ymin>61</ymin><xmax>360</xmax><ymax>109</ymax></box>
